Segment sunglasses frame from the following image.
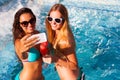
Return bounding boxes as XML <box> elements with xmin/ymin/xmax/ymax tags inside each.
<box><xmin>19</xmin><ymin>18</ymin><xmax>36</xmax><ymax>27</ymax></box>
<box><xmin>47</xmin><ymin>16</ymin><xmax>64</xmax><ymax>24</ymax></box>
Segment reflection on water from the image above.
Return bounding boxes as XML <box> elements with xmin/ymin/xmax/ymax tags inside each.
<box><xmin>0</xmin><ymin>0</ymin><xmax>120</xmax><ymax>80</ymax></box>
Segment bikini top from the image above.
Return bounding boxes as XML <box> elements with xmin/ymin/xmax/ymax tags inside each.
<box><xmin>23</xmin><ymin>47</ymin><xmax>41</xmax><ymax>62</ymax></box>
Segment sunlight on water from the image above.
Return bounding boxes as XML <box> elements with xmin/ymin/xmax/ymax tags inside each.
<box><xmin>0</xmin><ymin>0</ymin><xmax>120</xmax><ymax>80</ymax></box>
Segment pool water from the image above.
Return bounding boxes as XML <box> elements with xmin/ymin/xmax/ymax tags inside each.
<box><xmin>0</xmin><ymin>0</ymin><xmax>120</xmax><ymax>80</ymax></box>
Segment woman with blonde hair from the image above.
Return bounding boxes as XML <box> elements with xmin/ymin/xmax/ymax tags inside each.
<box><xmin>43</xmin><ymin>4</ymin><xmax>85</xmax><ymax>80</ymax></box>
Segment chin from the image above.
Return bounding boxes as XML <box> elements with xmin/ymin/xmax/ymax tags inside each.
<box><xmin>27</xmin><ymin>31</ymin><xmax>34</xmax><ymax>34</ymax></box>
<box><xmin>30</xmin><ymin>29</ymin><xmax>35</xmax><ymax>32</ymax></box>
<box><xmin>52</xmin><ymin>27</ymin><xmax>57</xmax><ymax>31</ymax></box>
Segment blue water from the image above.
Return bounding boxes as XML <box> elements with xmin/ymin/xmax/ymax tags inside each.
<box><xmin>0</xmin><ymin>0</ymin><xmax>120</xmax><ymax>80</ymax></box>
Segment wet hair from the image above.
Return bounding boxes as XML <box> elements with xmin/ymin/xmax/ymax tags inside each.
<box><xmin>47</xmin><ymin>3</ymin><xmax>68</xmax><ymax>22</ymax></box>
<box><xmin>12</xmin><ymin>7</ymin><xmax>36</xmax><ymax>43</ymax></box>
<box><xmin>45</xmin><ymin>4</ymin><xmax>76</xmax><ymax>60</ymax></box>
<box><xmin>45</xmin><ymin>4</ymin><xmax>75</xmax><ymax>47</ymax></box>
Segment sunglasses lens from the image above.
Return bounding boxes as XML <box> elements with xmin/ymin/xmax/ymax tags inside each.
<box><xmin>47</xmin><ymin>16</ymin><xmax>52</xmax><ymax>21</ymax></box>
<box><xmin>29</xmin><ymin>18</ymin><xmax>36</xmax><ymax>25</ymax></box>
<box><xmin>21</xmin><ymin>21</ymin><xmax>29</xmax><ymax>27</ymax></box>
<box><xmin>55</xmin><ymin>19</ymin><xmax>61</xmax><ymax>23</ymax></box>
<box><xmin>47</xmin><ymin>16</ymin><xmax>63</xmax><ymax>23</ymax></box>
<box><xmin>20</xmin><ymin>18</ymin><xmax>35</xmax><ymax>27</ymax></box>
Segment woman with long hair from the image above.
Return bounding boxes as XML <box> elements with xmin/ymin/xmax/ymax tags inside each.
<box><xmin>43</xmin><ymin>4</ymin><xmax>85</xmax><ymax>80</ymax></box>
<box><xmin>12</xmin><ymin>7</ymin><xmax>44</xmax><ymax>80</ymax></box>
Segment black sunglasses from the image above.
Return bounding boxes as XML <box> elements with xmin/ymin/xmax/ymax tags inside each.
<box><xmin>19</xmin><ymin>18</ymin><xmax>36</xmax><ymax>27</ymax></box>
<box><xmin>47</xmin><ymin>16</ymin><xmax>64</xmax><ymax>23</ymax></box>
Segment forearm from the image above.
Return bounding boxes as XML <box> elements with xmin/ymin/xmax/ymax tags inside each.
<box><xmin>52</xmin><ymin>56</ymin><xmax>78</xmax><ymax>70</ymax></box>
<box><xmin>15</xmin><ymin>39</ymin><xmax>28</xmax><ymax>60</ymax></box>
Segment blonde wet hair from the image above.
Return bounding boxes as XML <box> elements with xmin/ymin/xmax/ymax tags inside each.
<box><xmin>45</xmin><ymin>4</ymin><xmax>76</xmax><ymax>58</ymax></box>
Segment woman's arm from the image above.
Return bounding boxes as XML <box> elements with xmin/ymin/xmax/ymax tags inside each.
<box><xmin>54</xmin><ymin>39</ymin><xmax>78</xmax><ymax>70</ymax></box>
<box><xmin>42</xmin><ymin>48</ymin><xmax>78</xmax><ymax>70</ymax></box>
<box><xmin>53</xmin><ymin>50</ymin><xmax>78</xmax><ymax>70</ymax></box>
<box><xmin>15</xmin><ymin>34</ymin><xmax>39</xmax><ymax>60</ymax></box>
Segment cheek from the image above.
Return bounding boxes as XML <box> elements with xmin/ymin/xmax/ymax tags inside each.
<box><xmin>58</xmin><ymin>23</ymin><xmax>63</xmax><ymax>29</ymax></box>
<box><xmin>31</xmin><ymin>23</ymin><xmax>36</xmax><ymax>28</ymax></box>
<box><xmin>20</xmin><ymin>26</ymin><xmax>27</xmax><ymax>33</ymax></box>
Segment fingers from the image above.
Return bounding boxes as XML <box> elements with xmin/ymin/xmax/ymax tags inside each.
<box><xmin>20</xmin><ymin>34</ymin><xmax>39</xmax><ymax>52</ymax></box>
<box><xmin>21</xmin><ymin>34</ymin><xmax>31</xmax><ymax>41</ymax></box>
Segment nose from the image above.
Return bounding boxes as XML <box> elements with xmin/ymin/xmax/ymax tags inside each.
<box><xmin>51</xmin><ymin>20</ymin><xmax>56</xmax><ymax>25</ymax></box>
<box><xmin>28</xmin><ymin>22</ymin><xmax>33</xmax><ymax>27</ymax></box>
